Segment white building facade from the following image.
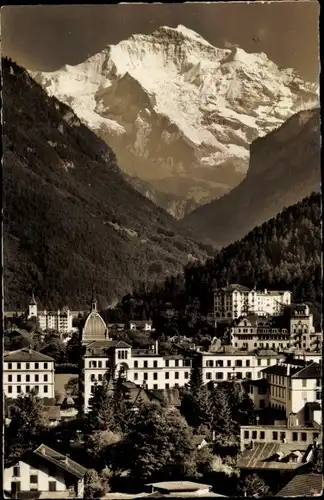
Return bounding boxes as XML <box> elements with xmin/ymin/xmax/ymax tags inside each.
<box><xmin>27</xmin><ymin>294</ymin><xmax>73</xmax><ymax>333</ymax></box>
<box><xmin>214</xmin><ymin>285</ymin><xmax>292</xmax><ymax>320</ymax></box>
<box><xmin>83</xmin><ymin>340</ymin><xmax>192</xmax><ymax>412</ymax></box>
<box><xmin>4</xmin><ymin>348</ymin><xmax>55</xmax><ymax>402</ymax></box>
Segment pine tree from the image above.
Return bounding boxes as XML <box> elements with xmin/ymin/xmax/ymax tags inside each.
<box><xmin>86</xmin><ymin>378</ymin><xmax>114</xmax><ymax>432</ymax></box>
<box><xmin>208</xmin><ymin>387</ymin><xmax>235</xmax><ymax>441</ymax></box>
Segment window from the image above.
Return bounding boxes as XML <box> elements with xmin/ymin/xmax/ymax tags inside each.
<box><xmin>91</xmin><ymin>374</ymin><xmax>95</xmax><ymax>382</ymax></box>
<box><xmin>26</xmin><ymin>386</ymin><xmax>30</xmax><ymax>393</ymax></box>
<box><xmin>175</xmin><ymin>360</ymin><xmax>179</xmax><ymax>367</ymax></box>
<box><xmin>316</xmin><ymin>391</ymin><xmax>321</xmax><ymax>400</ymax></box>
<box><xmin>44</xmin><ymin>386</ymin><xmax>48</xmax><ymax>393</ymax></box>
<box><xmin>44</xmin><ymin>374</ymin><xmax>48</xmax><ymax>382</ymax></box>
<box><xmin>134</xmin><ymin>361</ymin><xmax>138</xmax><ymax>368</ymax></box>
<box><xmin>144</xmin><ymin>361</ymin><xmax>148</xmax><ymax>368</ymax></box>
<box><xmin>35</xmin><ymin>363</ymin><xmax>39</xmax><ymax>369</ymax></box>
<box><xmin>26</xmin><ymin>363</ymin><xmax>30</xmax><ymax>369</ymax></box>
<box><xmin>35</xmin><ymin>375</ymin><xmax>39</xmax><ymax>382</ymax></box>
<box><xmin>235</xmin><ymin>360</ymin><xmax>242</xmax><ymax>367</ymax></box>
<box><xmin>280</xmin><ymin>432</ymin><xmax>286</xmax><ymax>442</ymax></box>
<box><xmin>272</xmin><ymin>432</ymin><xmax>278</xmax><ymax>440</ymax></box>
<box><xmin>206</xmin><ymin>372</ymin><xmax>212</xmax><ymax>380</ymax></box>
<box><xmin>175</xmin><ymin>372</ymin><xmax>179</xmax><ymax>379</ymax></box>
<box><xmin>252</xmin><ymin>431</ymin><xmax>257</xmax><ymax>439</ymax></box>
<box><xmin>207</xmin><ymin>360</ymin><xmax>214</xmax><ymax>367</ymax></box>
<box><xmin>8</xmin><ymin>363</ymin><xmax>12</xmax><ymax>370</ymax></box>
<box><xmin>301</xmin><ymin>433</ymin><xmax>307</xmax><ymax>442</ymax></box>
<box><xmin>216</xmin><ymin>372</ymin><xmax>223</xmax><ymax>380</ymax></box>
<box><xmin>260</xmin><ymin>431</ymin><xmax>265</xmax><ymax>440</ymax></box>
<box><xmin>244</xmin><ymin>431</ymin><xmax>249</xmax><ymax>439</ymax></box>
<box><xmin>216</xmin><ymin>360</ymin><xmax>223</xmax><ymax>367</ymax></box>
<box><xmin>8</xmin><ymin>375</ymin><xmax>12</xmax><ymax>382</ymax></box>
<box><xmin>105</xmin><ymin>361</ymin><xmax>109</xmax><ymax>368</ymax></box>
<box><xmin>153</xmin><ymin>373</ymin><xmax>158</xmax><ymax>380</ymax></box>
<box><xmin>302</xmin><ymin>379</ymin><xmax>307</xmax><ymax>387</ymax></box>
<box><xmin>44</xmin><ymin>363</ymin><xmax>48</xmax><ymax>369</ymax></box>
<box><xmin>26</xmin><ymin>375</ymin><xmax>30</xmax><ymax>382</ymax></box>
<box><xmin>13</xmin><ymin>466</ymin><xmax>20</xmax><ymax>477</ymax></box>
<box><xmin>144</xmin><ymin>373</ymin><xmax>148</xmax><ymax>380</ymax></box>
<box><xmin>165</xmin><ymin>383</ymin><xmax>169</xmax><ymax>389</ymax></box>
<box><xmin>17</xmin><ymin>386</ymin><xmax>21</xmax><ymax>394</ymax></box>
<box><xmin>245</xmin><ymin>360</ymin><xmax>250</xmax><ymax>367</ymax></box>
<box><xmin>153</xmin><ymin>384</ymin><xmax>158</xmax><ymax>390</ymax></box>
<box><xmin>246</xmin><ymin>372</ymin><xmax>252</xmax><ymax>379</ymax></box>
<box><xmin>316</xmin><ymin>379</ymin><xmax>320</xmax><ymax>387</ymax></box>
<box><xmin>153</xmin><ymin>361</ymin><xmax>158</xmax><ymax>368</ymax></box>
<box><xmin>313</xmin><ymin>433</ymin><xmax>319</xmax><ymax>440</ymax></box>
<box><xmin>257</xmin><ymin>359</ymin><xmax>261</xmax><ymax>366</ymax></box>
<box><xmin>134</xmin><ymin>373</ymin><xmax>138</xmax><ymax>381</ymax></box>
<box><xmin>236</xmin><ymin>372</ymin><xmax>242</xmax><ymax>380</ymax></box>
<box><xmin>292</xmin><ymin>432</ymin><xmax>298</xmax><ymax>441</ymax></box>
<box><xmin>227</xmin><ymin>360</ymin><xmax>231</xmax><ymax>367</ymax></box>
<box><xmin>30</xmin><ymin>475</ymin><xmax>38</xmax><ymax>484</ymax></box>
<box><xmin>98</xmin><ymin>361</ymin><xmax>102</xmax><ymax>368</ymax></box>
<box><xmin>267</xmin><ymin>359</ymin><xmax>270</xmax><ymax>366</ymax></box>
<box><xmin>165</xmin><ymin>372</ymin><xmax>169</xmax><ymax>379</ymax></box>
<box><xmin>185</xmin><ymin>372</ymin><xmax>189</xmax><ymax>379</ymax></box>
<box><xmin>98</xmin><ymin>374</ymin><xmax>103</xmax><ymax>381</ymax></box>
<box><xmin>165</xmin><ymin>360</ymin><xmax>169</xmax><ymax>367</ymax></box>
<box><xmin>34</xmin><ymin>386</ymin><xmax>39</xmax><ymax>394</ymax></box>
<box><xmin>49</xmin><ymin>482</ymin><xmax>56</xmax><ymax>492</ymax></box>
<box><xmin>17</xmin><ymin>363</ymin><xmax>21</xmax><ymax>370</ymax></box>
<box><xmin>91</xmin><ymin>385</ymin><xmax>95</xmax><ymax>394</ymax></box>
<box><xmin>8</xmin><ymin>387</ymin><xmax>12</xmax><ymax>393</ymax></box>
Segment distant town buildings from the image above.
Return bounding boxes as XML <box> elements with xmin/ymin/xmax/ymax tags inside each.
<box><xmin>214</xmin><ymin>284</ymin><xmax>292</xmax><ymax>320</ymax></box>
<box><xmin>4</xmin><ymin>348</ymin><xmax>55</xmax><ymax>404</ymax></box>
<box><xmin>28</xmin><ymin>294</ymin><xmax>73</xmax><ymax>334</ymax></box>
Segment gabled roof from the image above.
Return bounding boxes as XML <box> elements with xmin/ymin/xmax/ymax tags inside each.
<box><xmin>4</xmin><ymin>348</ymin><xmax>54</xmax><ymax>362</ymax></box>
<box><xmin>33</xmin><ymin>444</ymin><xmax>87</xmax><ymax>479</ymax></box>
<box><xmin>219</xmin><ymin>284</ymin><xmax>250</xmax><ymax>293</ymax></box>
<box><xmin>84</xmin><ymin>340</ymin><xmax>132</xmax><ymax>356</ymax></box>
<box><xmin>275</xmin><ymin>473</ymin><xmax>323</xmax><ymax>497</ymax></box>
<box><xmin>238</xmin><ymin>442</ymin><xmax>309</xmax><ymax>471</ymax></box>
<box><xmin>292</xmin><ymin>362</ymin><xmax>321</xmax><ymax>379</ymax></box>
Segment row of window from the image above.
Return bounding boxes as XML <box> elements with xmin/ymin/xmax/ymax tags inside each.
<box><xmin>6</xmin><ymin>362</ymin><xmax>50</xmax><ymax>370</ymax></box>
<box><xmin>243</xmin><ymin>430</ymin><xmax>319</xmax><ymax>442</ymax></box>
<box><xmin>270</xmin><ymin>386</ymin><xmax>286</xmax><ymax>399</ymax></box>
<box><xmin>88</xmin><ymin>359</ymin><xmax>188</xmax><ymax>369</ymax></box>
<box><xmin>7</xmin><ymin>374</ymin><xmax>49</xmax><ymax>382</ymax></box>
<box><xmin>7</xmin><ymin>385</ymin><xmax>49</xmax><ymax>394</ymax></box>
<box><xmin>206</xmin><ymin>371</ymin><xmax>253</xmax><ymax>380</ymax></box>
<box><xmin>205</xmin><ymin>359</ymin><xmax>251</xmax><ymax>368</ymax></box>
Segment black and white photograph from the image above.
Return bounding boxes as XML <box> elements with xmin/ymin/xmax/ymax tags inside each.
<box><xmin>1</xmin><ymin>1</ymin><xmax>322</xmax><ymax>498</ymax></box>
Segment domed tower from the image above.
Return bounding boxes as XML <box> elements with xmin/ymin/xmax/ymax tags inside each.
<box><xmin>28</xmin><ymin>293</ymin><xmax>37</xmax><ymax>319</ymax></box>
<box><xmin>81</xmin><ymin>291</ymin><xmax>109</xmax><ymax>345</ymax></box>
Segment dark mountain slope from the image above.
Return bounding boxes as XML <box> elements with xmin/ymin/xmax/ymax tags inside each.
<box><xmin>183</xmin><ymin>108</ymin><xmax>320</xmax><ymax>247</ymax></box>
<box><xmin>111</xmin><ymin>193</ymin><xmax>321</xmax><ymax>335</ymax></box>
<box><xmin>2</xmin><ymin>57</ymin><xmax>208</xmax><ymax>310</ymax></box>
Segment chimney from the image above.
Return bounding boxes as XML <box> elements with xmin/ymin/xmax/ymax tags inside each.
<box><xmin>155</xmin><ymin>340</ymin><xmax>159</xmax><ymax>355</ymax></box>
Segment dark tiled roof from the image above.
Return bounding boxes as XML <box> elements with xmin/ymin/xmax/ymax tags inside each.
<box><xmin>34</xmin><ymin>444</ymin><xmax>87</xmax><ymax>479</ymax></box>
<box><xmin>305</xmin><ymin>402</ymin><xmax>321</xmax><ymax>411</ymax></box>
<box><xmin>262</xmin><ymin>363</ymin><xmax>306</xmax><ymax>377</ymax></box>
<box><xmin>85</xmin><ymin>340</ymin><xmax>131</xmax><ymax>356</ymax></box>
<box><xmin>219</xmin><ymin>284</ymin><xmax>250</xmax><ymax>293</ymax></box>
<box><xmin>4</xmin><ymin>348</ymin><xmax>54</xmax><ymax>362</ymax></box>
<box><xmin>292</xmin><ymin>363</ymin><xmax>321</xmax><ymax>379</ymax></box>
<box><xmin>249</xmin><ymin>378</ymin><xmax>269</xmax><ymax>388</ymax></box>
<box><xmin>276</xmin><ymin>473</ymin><xmax>323</xmax><ymax>497</ymax></box>
<box><xmin>238</xmin><ymin>443</ymin><xmax>310</xmax><ymax>471</ymax></box>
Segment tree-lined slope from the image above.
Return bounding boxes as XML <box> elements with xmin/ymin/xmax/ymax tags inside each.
<box><xmin>2</xmin><ymin>57</ymin><xmax>208</xmax><ymax>310</ymax></box>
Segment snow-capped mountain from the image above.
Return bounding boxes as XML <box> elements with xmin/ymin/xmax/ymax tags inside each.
<box><xmin>32</xmin><ymin>25</ymin><xmax>318</xmax><ymax>217</ymax></box>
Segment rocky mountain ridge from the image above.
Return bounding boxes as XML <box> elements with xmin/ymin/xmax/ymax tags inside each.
<box><xmin>31</xmin><ymin>24</ymin><xmax>318</xmax><ymax>217</ymax></box>
<box><xmin>183</xmin><ymin>108</ymin><xmax>321</xmax><ymax>247</ymax></box>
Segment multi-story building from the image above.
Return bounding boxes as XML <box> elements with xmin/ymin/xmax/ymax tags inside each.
<box><xmin>229</xmin><ymin>315</ymin><xmax>291</xmax><ymax>351</ymax></box>
<box><xmin>4</xmin><ymin>348</ymin><xmax>55</xmax><ymax>404</ymax></box>
<box><xmin>201</xmin><ymin>347</ymin><xmax>284</xmax><ymax>383</ymax></box>
<box><xmin>214</xmin><ymin>284</ymin><xmax>292</xmax><ymax>320</ymax></box>
<box><xmin>261</xmin><ymin>360</ymin><xmax>322</xmax><ymax>425</ymax></box>
<box><xmin>129</xmin><ymin>320</ymin><xmax>153</xmax><ymax>332</ymax></box>
<box><xmin>289</xmin><ymin>304</ymin><xmax>316</xmax><ymax>350</ymax></box>
<box><xmin>27</xmin><ymin>295</ymin><xmax>73</xmax><ymax>333</ymax></box>
<box><xmin>83</xmin><ymin>340</ymin><xmax>192</xmax><ymax>412</ymax></box>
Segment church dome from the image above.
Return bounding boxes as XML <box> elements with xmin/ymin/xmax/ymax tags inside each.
<box><xmin>82</xmin><ymin>297</ymin><xmax>108</xmax><ymax>343</ymax></box>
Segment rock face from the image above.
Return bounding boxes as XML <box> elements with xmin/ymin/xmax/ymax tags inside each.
<box><xmin>2</xmin><ymin>57</ymin><xmax>208</xmax><ymax>309</ymax></box>
<box><xmin>182</xmin><ymin>108</ymin><xmax>321</xmax><ymax>247</ymax></box>
<box><xmin>31</xmin><ymin>25</ymin><xmax>318</xmax><ymax>218</ymax></box>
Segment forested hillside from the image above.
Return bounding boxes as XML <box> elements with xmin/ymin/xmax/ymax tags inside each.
<box><xmin>110</xmin><ymin>193</ymin><xmax>321</xmax><ymax>337</ymax></box>
<box><xmin>2</xmin><ymin>57</ymin><xmax>209</xmax><ymax>310</ymax></box>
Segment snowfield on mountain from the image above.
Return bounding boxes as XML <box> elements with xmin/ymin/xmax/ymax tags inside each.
<box><xmin>32</xmin><ymin>25</ymin><xmax>319</xmax><ymax>217</ymax></box>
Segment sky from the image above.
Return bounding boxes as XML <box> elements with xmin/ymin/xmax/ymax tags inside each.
<box><xmin>1</xmin><ymin>2</ymin><xmax>320</xmax><ymax>82</ymax></box>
